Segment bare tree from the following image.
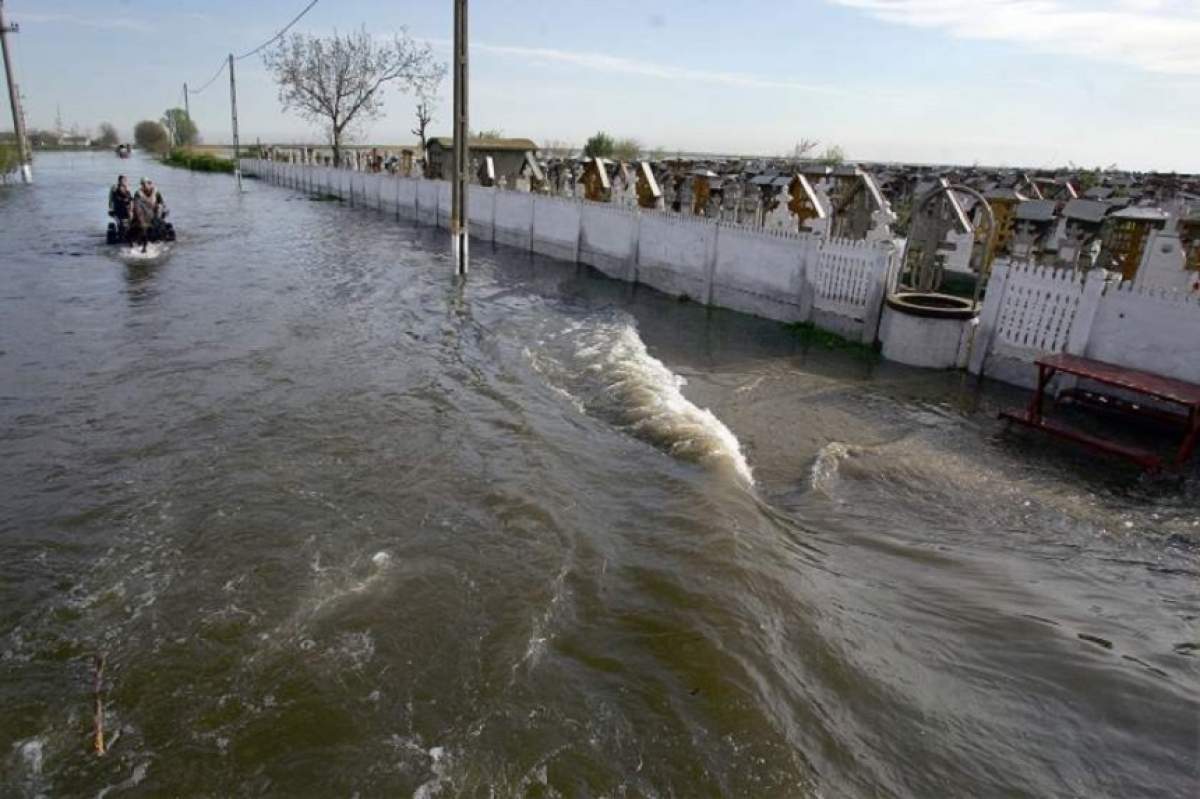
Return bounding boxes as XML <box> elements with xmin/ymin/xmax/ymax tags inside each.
<box><xmin>791</xmin><ymin>139</ymin><xmax>819</xmax><ymax>160</ymax></box>
<box><xmin>410</xmin><ymin>66</ymin><xmax>444</xmax><ymax>153</ymax></box>
<box><xmin>264</xmin><ymin>27</ymin><xmax>445</xmax><ymax>167</ymax></box>
<box><xmin>412</xmin><ymin>98</ymin><xmax>435</xmax><ymax>153</ymax></box>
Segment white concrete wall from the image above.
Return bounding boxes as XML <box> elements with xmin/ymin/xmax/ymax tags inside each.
<box><xmin>397</xmin><ymin>178</ymin><xmax>417</xmax><ymax>219</ymax></box>
<box><xmin>379</xmin><ymin>175</ymin><xmax>399</xmax><ymax>215</ymax></box>
<box><xmin>579</xmin><ymin>203</ymin><xmax>639</xmax><ymax>282</ymax></box>
<box><xmin>368</xmin><ymin>174</ymin><xmax>386</xmax><ymax>211</ymax></box>
<box><xmin>532</xmin><ymin>195</ymin><xmax>582</xmax><ymax>263</ymax></box>
<box><xmin>437</xmin><ymin>182</ymin><xmax>452</xmax><ymax>230</ymax></box>
<box><xmin>494</xmin><ymin>191</ymin><xmax>534</xmax><ymax>251</ymax></box>
<box><xmin>468</xmin><ymin>185</ymin><xmax>496</xmax><ymax>240</ymax></box>
<box><xmin>1086</xmin><ymin>283</ymin><xmax>1200</xmax><ymax>384</ymax></box>
<box><xmin>635</xmin><ymin>212</ymin><xmax>716</xmax><ymax>302</ymax></box>
<box><xmin>711</xmin><ymin>224</ymin><xmax>811</xmax><ymax>323</ymax></box>
<box><xmin>416</xmin><ymin>180</ymin><xmax>439</xmax><ymax>227</ymax></box>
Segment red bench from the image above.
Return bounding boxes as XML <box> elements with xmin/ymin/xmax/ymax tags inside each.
<box><xmin>999</xmin><ymin>353</ymin><xmax>1200</xmax><ymax>472</ymax></box>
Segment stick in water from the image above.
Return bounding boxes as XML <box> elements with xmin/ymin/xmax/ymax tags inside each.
<box><xmin>93</xmin><ymin>654</ymin><xmax>106</xmax><ymax>756</ymax></box>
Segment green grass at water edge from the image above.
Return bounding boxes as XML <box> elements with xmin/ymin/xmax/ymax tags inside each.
<box><xmin>163</xmin><ymin>149</ymin><xmax>236</xmax><ymax>173</ymax></box>
<box><xmin>786</xmin><ymin>322</ymin><xmax>880</xmax><ymax>361</ymax></box>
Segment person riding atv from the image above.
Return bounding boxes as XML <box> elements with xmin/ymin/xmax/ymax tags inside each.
<box><xmin>107</xmin><ymin>177</ymin><xmax>176</xmax><ymax>249</ymax></box>
<box><xmin>107</xmin><ymin>175</ymin><xmax>133</xmax><ymax>241</ymax></box>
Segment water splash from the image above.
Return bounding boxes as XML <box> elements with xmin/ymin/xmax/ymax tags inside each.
<box><xmin>532</xmin><ymin>316</ymin><xmax>754</xmax><ymax>486</ymax></box>
<box><xmin>810</xmin><ymin>442</ymin><xmax>853</xmax><ymax>494</ymax></box>
<box><xmin>118</xmin><ymin>242</ymin><xmax>170</xmax><ymax>263</ymax></box>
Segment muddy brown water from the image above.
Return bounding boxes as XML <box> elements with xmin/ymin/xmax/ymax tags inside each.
<box><xmin>2</xmin><ymin>153</ymin><xmax>1197</xmax><ymax>797</ymax></box>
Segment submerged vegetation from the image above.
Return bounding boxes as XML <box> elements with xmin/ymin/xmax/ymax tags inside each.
<box><xmin>787</xmin><ymin>321</ymin><xmax>880</xmax><ymax>361</ymax></box>
<box><xmin>163</xmin><ymin>149</ymin><xmax>236</xmax><ymax>173</ymax></box>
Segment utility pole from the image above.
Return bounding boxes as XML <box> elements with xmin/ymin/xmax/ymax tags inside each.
<box><xmin>450</xmin><ymin>0</ymin><xmax>469</xmax><ymax>275</ymax></box>
<box><xmin>228</xmin><ymin>54</ymin><xmax>242</xmax><ymax>191</ymax></box>
<box><xmin>183</xmin><ymin>82</ymin><xmax>190</xmax><ymax>121</ymax></box>
<box><xmin>0</xmin><ymin>0</ymin><xmax>32</xmax><ymax>184</ymax></box>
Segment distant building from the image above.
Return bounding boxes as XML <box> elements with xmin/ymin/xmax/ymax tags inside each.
<box><xmin>424</xmin><ymin>137</ymin><xmax>538</xmax><ymax>182</ymax></box>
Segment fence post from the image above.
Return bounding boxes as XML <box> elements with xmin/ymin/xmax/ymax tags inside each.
<box><xmin>967</xmin><ymin>259</ymin><xmax>1011</xmax><ymax>375</ymax></box>
<box><xmin>573</xmin><ymin>199</ymin><xmax>584</xmax><ymax>264</ymax></box>
<box><xmin>528</xmin><ymin>194</ymin><xmax>536</xmax><ymax>253</ymax></box>
<box><xmin>1066</xmin><ymin>268</ymin><xmax>1106</xmax><ymax>356</ymax></box>
<box><xmin>861</xmin><ymin>242</ymin><xmax>892</xmax><ymax>345</ymax></box>
<box><xmin>630</xmin><ymin>210</ymin><xmax>642</xmax><ymax>285</ymax></box>
<box><xmin>704</xmin><ymin>223</ymin><xmax>721</xmax><ymax>306</ymax></box>
<box><xmin>798</xmin><ymin>237</ymin><xmax>818</xmax><ymax>322</ymax></box>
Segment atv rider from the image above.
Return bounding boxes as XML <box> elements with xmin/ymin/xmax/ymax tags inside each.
<box><xmin>108</xmin><ymin>175</ymin><xmax>133</xmax><ymax>239</ymax></box>
<box><xmin>130</xmin><ymin>178</ymin><xmax>167</xmax><ymax>252</ymax></box>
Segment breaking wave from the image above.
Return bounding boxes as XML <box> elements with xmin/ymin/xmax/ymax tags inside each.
<box><xmin>529</xmin><ymin>315</ymin><xmax>753</xmax><ymax>485</ymax></box>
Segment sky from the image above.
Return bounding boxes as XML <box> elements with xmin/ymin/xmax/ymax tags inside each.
<box><xmin>4</xmin><ymin>0</ymin><xmax>1199</xmax><ymax>171</ymax></box>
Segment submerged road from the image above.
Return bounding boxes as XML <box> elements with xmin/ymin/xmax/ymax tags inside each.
<box><xmin>1</xmin><ymin>153</ymin><xmax>1197</xmax><ymax>797</ymax></box>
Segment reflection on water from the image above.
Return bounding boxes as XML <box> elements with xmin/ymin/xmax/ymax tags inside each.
<box><xmin>0</xmin><ymin>153</ymin><xmax>1197</xmax><ymax>797</ymax></box>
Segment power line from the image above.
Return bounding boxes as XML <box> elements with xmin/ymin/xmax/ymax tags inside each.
<box><xmin>187</xmin><ymin>0</ymin><xmax>319</xmax><ymax>96</ymax></box>
<box><xmin>236</xmin><ymin>0</ymin><xmax>320</xmax><ymax>60</ymax></box>
<box><xmin>189</xmin><ymin>57</ymin><xmax>227</xmax><ymax>95</ymax></box>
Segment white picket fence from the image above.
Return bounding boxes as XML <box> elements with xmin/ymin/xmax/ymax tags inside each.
<box><xmin>970</xmin><ymin>259</ymin><xmax>1200</xmax><ymax>387</ymax></box>
<box><xmin>811</xmin><ymin>238</ymin><xmax>894</xmax><ymax>342</ymax></box>
<box><xmin>241</xmin><ymin>159</ymin><xmax>897</xmax><ymax>342</ymax></box>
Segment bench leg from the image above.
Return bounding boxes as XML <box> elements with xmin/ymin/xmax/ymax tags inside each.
<box><xmin>1174</xmin><ymin>406</ymin><xmax>1199</xmax><ymax>468</ymax></box>
<box><xmin>1028</xmin><ymin>365</ymin><xmax>1054</xmax><ymax>424</ymax></box>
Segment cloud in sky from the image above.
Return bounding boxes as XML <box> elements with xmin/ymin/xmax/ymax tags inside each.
<box><xmin>830</xmin><ymin>0</ymin><xmax>1200</xmax><ymax>74</ymax></box>
<box><xmin>468</xmin><ymin>42</ymin><xmax>838</xmax><ymax>94</ymax></box>
<box><xmin>18</xmin><ymin>12</ymin><xmax>153</xmax><ymax>34</ymax></box>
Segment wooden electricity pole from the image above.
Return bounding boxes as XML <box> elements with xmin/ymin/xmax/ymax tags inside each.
<box><xmin>183</xmin><ymin>82</ymin><xmax>190</xmax><ymax>121</ymax></box>
<box><xmin>0</xmin><ymin>0</ymin><xmax>32</xmax><ymax>184</ymax></box>
<box><xmin>450</xmin><ymin>0</ymin><xmax>469</xmax><ymax>275</ymax></box>
<box><xmin>228</xmin><ymin>54</ymin><xmax>242</xmax><ymax>191</ymax></box>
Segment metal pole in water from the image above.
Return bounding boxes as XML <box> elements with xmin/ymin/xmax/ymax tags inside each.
<box><xmin>450</xmin><ymin>0</ymin><xmax>469</xmax><ymax>275</ymax></box>
<box><xmin>228</xmin><ymin>53</ymin><xmax>242</xmax><ymax>192</ymax></box>
<box><xmin>0</xmin><ymin>0</ymin><xmax>33</xmax><ymax>184</ymax></box>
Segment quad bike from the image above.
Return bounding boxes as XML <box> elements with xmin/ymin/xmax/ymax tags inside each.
<box><xmin>106</xmin><ymin>214</ymin><xmax>176</xmax><ymax>245</ymax></box>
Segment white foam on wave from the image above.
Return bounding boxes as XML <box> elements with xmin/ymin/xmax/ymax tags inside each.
<box><xmin>517</xmin><ymin>563</ymin><xmax>570</xmax><ymax>674</ymax></box>
<box><xmin>412</xmin><ymin>745</ymin><xmax>451</xmax><ymax>799</ymax></box>
<box><xmin>583</xmin><ymin>323</ymin><xmax>753</xmax><ymax>485</ymax></box>
<box><xmin>810</xmin><ymin>441</ymin><xmax>853</xmax><ymax>494</ymax></box>
<box><xmin>15</xmin><ymin>737</ymin><xmax>44</xmax><ymax>775</ymax></box>
<box><xmin>537</xmin><ymin>318</ymin><xmax>754</xmax><ymax>486</ymax></box>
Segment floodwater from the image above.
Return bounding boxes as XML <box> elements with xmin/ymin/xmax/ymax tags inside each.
<box><xmin>1</xmin><ymin>153</ymin><xmax>1197</xmax><ymax>798</ymax></box>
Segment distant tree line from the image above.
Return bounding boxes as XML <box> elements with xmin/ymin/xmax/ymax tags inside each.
<box><xmin>131</xmin><ymin>109</ymin><xmax>201</xmax><ymax>156</ymax></box>
<box><xmin>582</xmin><ymin>132</ymin><xmax>643</xmax><ymax>161</ymax></box>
